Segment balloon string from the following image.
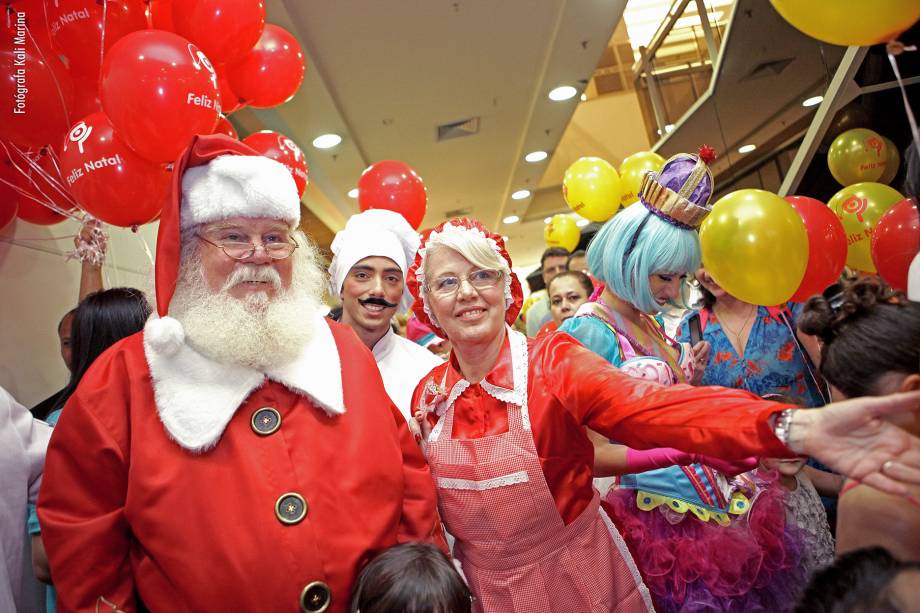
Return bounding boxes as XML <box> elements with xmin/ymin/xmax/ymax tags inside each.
<box><xmin>886</xmin><ymin>44</ymin><xmax>920</xmax><ymax>157</ymax></box>
<box><xmin>137</xmin><ymin>232</ymin><xmax>155</xmax><ymax>268</ymax></box>
<box><xmin>0</xmin><ymin>143</ymin><xmax>81</xmax><ymax>216</ymax></box>
<box><xmin>2</xmin><ymin>142</ymin><xmax>77</xmax><ymax>206</ymax></box>
<box><xmin>99</xmin><ymin>0</ymin><xmax>107</xmax><ymax>83</ymax></box>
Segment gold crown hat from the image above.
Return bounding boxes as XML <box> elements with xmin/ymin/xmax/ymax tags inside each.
<box><xmin>637</xmin><ymin>145</ymin><xmax>717</xmax><ymax>229</ymax></box>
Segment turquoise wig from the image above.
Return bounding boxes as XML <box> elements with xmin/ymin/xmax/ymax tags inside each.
<box><xmin>586</xmin><ymin>203</ymin><xmax>701</xmax><ymax>314</ymax></box>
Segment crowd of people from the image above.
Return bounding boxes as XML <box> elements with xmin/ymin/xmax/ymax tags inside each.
<box><xmin>3</xmin><ymin>134</ymin><xmax>920</xmax><ymax>613</ymax></box>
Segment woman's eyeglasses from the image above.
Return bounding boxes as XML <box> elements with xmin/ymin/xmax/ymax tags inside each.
<box><xmin>427</xmin><ymin>269</ymin><xmax>502</xmax><ymax>297</ymax></box>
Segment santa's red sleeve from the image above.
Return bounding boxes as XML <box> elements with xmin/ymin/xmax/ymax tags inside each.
<box><xmin>37</xmin><ymin>356</ymin><xmax>138</xmax><ymax>613</ymax></box>
<box><xmin>391</xmin><ymin>401</ymin><xmax>448</xmax><ymax>552</ymax></box>
<box><xmin>539</xmin><ymin>333</ymin><xmax>794</xmax><ymax>459</ymax></box>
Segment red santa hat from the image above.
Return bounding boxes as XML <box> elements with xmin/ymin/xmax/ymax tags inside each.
<box><xmin>146</xmin><ymin>134</ymin><xmax>301</xmax><ymax>356</ymax></box>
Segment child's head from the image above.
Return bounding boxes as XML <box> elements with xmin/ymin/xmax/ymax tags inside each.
<box><xmin>350</xmin><ymin>543</ymin><xmax>472</xmax><ymax>613</ymax></box>
<box><xmin>796</xmin><ymin>547</ymin><xmax>920</xmax><ymax>612</ymax></box>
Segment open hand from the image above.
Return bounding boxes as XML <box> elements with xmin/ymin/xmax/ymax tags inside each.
<box><xmin>797</xmin><ymin>391</ymin><xmax>920</xmax><ymax>496</ymax></box>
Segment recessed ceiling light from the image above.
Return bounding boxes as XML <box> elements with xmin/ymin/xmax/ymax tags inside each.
<box><xmin>580</xmin><ymin>93</ymin><xmax>587</xmax><ymax>102</ymax></box>
<box><xmin>511</xmin><ymin>189</ymin><xmax>531</xmax><ymax>200</ymax></box>
<box><xmin>503</xmin><ymin>215</ymin><xmax>520</xmax><ymax>224</ymax></box>
<box><xmin>544</xmin><ymin>217</ymin><xmax>552</xmax><ymax>224</ymax></box>
<box><xmin>576</xmin><ymin>218</ymin><xmax>590</xmax><ymax>227</ymax></box>
<box><xmin>737</xmin><ymin>144</ymin><xmax>756</xmax><ymax>154</ymax></box>
<box><xmin>312</xmin><ymin>133</ymin><xmax>342</xmax><ymax>149</ymax></box>
<box><xmin>802</xmin><ymin>95</ymin><xmax>823</xmax><ymax>107</ymax></box>
<box><xmin>548</xmin><ymin>86</ymin><xmax>577</xmax><ymax>101</ymax></box>
<box><xmin>525</xmin><ymin>150</ymin><xmax>548</xmax><ymax>163</ymax></box>
<box><xmin>347</xmin><ymin>188</ymin><xmax>359</xmax><ymax>198</ymax></box>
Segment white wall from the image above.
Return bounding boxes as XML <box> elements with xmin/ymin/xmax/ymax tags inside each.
<box><xmin>0</xmin><ymin>218</ymin><xmax>158</xmax><ymax>407</ymax></box>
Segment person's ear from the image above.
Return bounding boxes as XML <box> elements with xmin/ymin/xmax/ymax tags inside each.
<box><xmin>899</xmin><ymin>373</ymin><xmax>920</xmax><ymax>393</ymax></box>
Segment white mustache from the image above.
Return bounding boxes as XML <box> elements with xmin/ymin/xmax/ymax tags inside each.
<box><xmin>222</xmin><ymin>265</ymin><xmax>282</xmax><ymax>292</ymax></box>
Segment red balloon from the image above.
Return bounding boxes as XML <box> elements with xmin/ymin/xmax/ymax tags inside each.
<box><xmin>46</xmin><ymin>0</ymin><xmax>147</xmax><ymax>78</ymax></box>
<box><xmin>146</xmin><ymin>0</ymin><xmax>175</xmax><ymax>31</ymax></box>
<box><xmin>70</xmin><ymin>73</ymin><xmax>103</xmax><ymax>120</ymax></box>
<box><xmin>0</xmin><ymin>28</ymin><xmax>74</xmax><ymax>148</ymax></box>
<box><xmin>2</xmin><ymin>0</ymin><xmax>55</xmax><ymax>53</ymax></box>
<box><xmin>215</xmin><ymin>65</ymin><xmax>245</xmax><ymax>114</ymax></box>
<box><xmin>357</xmin><ymin>161</ymin><xmax>428</xmax><ymax>229</ymax></box>
<box><xmin>60</xmin><ymin>112</ymin><xmax>169</xmax><ymax>227</ymax></box>
<box><xmin>101</xmin><ymin>30</ymin><xmax>221</xmax><ymax>163</ymax></box>
<box><xmin>13</xmin><ymin>148</ymin><xmax>75</xmax><ymax>225</ymax></box>
<box><xmin>213</xmin><ymin>115</ymin><xmax>238</xmax><ymax>140</ymax></box>
<box><xmin>786</xmin><ymin>195</ymin><xmax>847</xmax><ymax>302</ymax></box>
<box><xmin>871</xmin><ymin>198</ymin><xmax>920</xmax><ymax>291</ymax></box>
<box><xmin>242</xmin><ymin>131</ymin><xmax>308</xmax><ymax>197</ymax></box>
<box><xmin>227</xmin><ymin>24</ymin><xmax>304</xmax><ymax>108</ymax></box>
<box><xmin>172</xmin><ymin>0</ymin><xmax>264</xmax><ymax>64</ymax></box>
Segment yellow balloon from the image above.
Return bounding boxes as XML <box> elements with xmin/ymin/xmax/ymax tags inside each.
<box><xmin>878</xmin><ymin>136</ymin><xmax>900</xmax><ymax>185</ymax></box>
<box><xmin>562</xmin><ymin>156</ymin><xmax>621</xmax><ymax>222</ymax></box>
<box><xmin>827</xmin><ymin>128</ymin><xmax>888</xmax><ymax>186</ymax></box>
<box><xmin>770</xmin><ymin>0</ymin><xmax>920</xmax><ymax>46</ymax></box>
<box><xmin>829</xmin><ymin>182</ymin><xmax>904</xmax><ymax>272</ymax></box>
<box><xmin>700</xmin><ymin>189</ymin><xmax>808</xmax><ymax>306</ymax></box>
<box><xmin>544</xmin><ymin>214</ymin><xmax>580</xmax><ymax>252</ymax></box>
<box><xmin>618</xmin><ymin>151</ymin><xmax>666</xmax><ymax>208</ymax></box>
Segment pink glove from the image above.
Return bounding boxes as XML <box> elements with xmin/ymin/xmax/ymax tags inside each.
<box><xmin>625</xmin><ymin>447</ymin><xmax>694</xmax><ymax>473</ymax></box>
<box><xmin>691</xmin><ymin>454</ymin><xmax>759</xmax><ymax>477</ymax></box>
<box><xmin>625</xmin><ymin>448</ymin><xmax>758</xmax><ymax>477</ymax></box>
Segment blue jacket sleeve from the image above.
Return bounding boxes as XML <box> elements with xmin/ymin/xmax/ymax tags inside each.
<box><xmin>558</xmin><ymin>315</ymin><xmax>624</xmax><ymax>367</ymax></box>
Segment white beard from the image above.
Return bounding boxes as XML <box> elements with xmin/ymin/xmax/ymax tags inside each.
<box><xmin>169</xmin><ymin>234</ymin><xmax>326</xmax><ymax>371</ymax></box>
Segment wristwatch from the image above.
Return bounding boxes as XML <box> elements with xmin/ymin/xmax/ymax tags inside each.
<box><xmin>772</xmin><ymin>408</ymin><xmax>797</xmax><ymax>449</ymax></box>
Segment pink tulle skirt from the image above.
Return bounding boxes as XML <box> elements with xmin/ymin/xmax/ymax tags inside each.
<box><xmin>602</xmin><ymin>476</ymin><xmax>807</xmax><ymax>612</ymax></box>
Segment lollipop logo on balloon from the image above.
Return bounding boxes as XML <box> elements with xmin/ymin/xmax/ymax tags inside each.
<box><xmin>865</xmin><ymin>137</ymin><xmax>883</xmax><ymax>157</ymax></box>
<box><xmin>841</xmin><ymin>195</ymin><xmax>868</xmax><ymax>223</ymax></box>
<box><xmin>188</xmin><ymin>44</ymin><xmax>215</xmax><ymax>75</ymax></box>
<box><xmin>68</xmin><ymin>122</ymin><xmax>93</xmax><ymax>154</ymax></box>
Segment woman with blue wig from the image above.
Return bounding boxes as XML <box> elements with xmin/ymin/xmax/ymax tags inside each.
<box><xmin>560</xmin><ymin>150</ymin><xmax>807</xmax><ymax>612</ymax></box>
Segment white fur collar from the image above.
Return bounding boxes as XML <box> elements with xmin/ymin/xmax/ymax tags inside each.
<box><xmin>143</xmin><ymin>314</ymin><xmax>344</xmax><ymax>453</ymax></box>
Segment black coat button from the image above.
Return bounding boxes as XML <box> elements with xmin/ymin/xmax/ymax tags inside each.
<box><xmin>275</xmin><ymin>493</ymin><xmax>307</xmax><ymax>525</ymax></box>
<box><xmin>251</xmin><ymin>407</ymin><xmax>281</xmax><ymax>435</ymax></box>
<box><xmin>300</xmin><ymin>581</ymin><xmax>331</xmax><ymax>613</ymax></box>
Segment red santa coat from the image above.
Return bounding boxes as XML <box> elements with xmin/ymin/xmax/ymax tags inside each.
<box><xmin>37</xmin><ymin>317</ymin><xmax>444</xmax><ymax>613</ymax></box>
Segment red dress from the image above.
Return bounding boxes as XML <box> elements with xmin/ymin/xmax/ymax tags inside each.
<box><xmin>38</xmin><ymin>320</ymin><xmax>444</xmax><ymax>613</ymax></box>
<box><xmin>413</xmin><ymin>329</ymin><xmax>792</xmax><ymax>612</ymax></box>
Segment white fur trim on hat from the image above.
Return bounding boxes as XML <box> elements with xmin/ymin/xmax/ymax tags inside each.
<box><xmin>328</xmin><ymin>209</ymin><xmax>421</xmax><ymax>311</ymax></box>
<box><xmin>180</xmin><ymin>154</ymin><xmax>301</xmax><ymax>229</ymax></box>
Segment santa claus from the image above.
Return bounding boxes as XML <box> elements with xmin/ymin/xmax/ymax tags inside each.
<box><xmin>37</xmin><ymin>135</ymin><xmax>444</xmax><ymax>613</ymax></box>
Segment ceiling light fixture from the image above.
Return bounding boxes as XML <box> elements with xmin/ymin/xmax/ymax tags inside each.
<box><xmin>503</xmin><ymin>215</ymin><xmax>520</xmax><ymax>224</ymax></box>
<box><xmin>347</xmin><ymin>188</ymin><xmax>359</xmax><ymax>198</ymax></box>
<box><xmin>544</xmin><ymin>217</ymin><xmax>552</xmax><ymax>224</ymax></box>
<box><xmin>802</xmin><ymin>95</ymin><xmax>823</xmax><ymax>107</ymax></box>
<box><xmin>737</xmin><ymin>144</ymin><xmax>756</xmax><ymax>154</ymax></box>
<box><xmin>576</xmin><ymin>218</ymin><xmax>590</xmax><ymax>228</ymax></box>
<box><xmin>511</xmin><ymin>189</ymin><xmax>531</xmax><ymax>200</ymax></box>
<box><xmin>580</xmin><ymin>93</ymin><xmax>587</xmax><ymax>101</ymax></box>
<box><xmin>525</xmin><ymin>150</ymin><xmax>548</xmax><ymax>163</ymax></box>
<box><xmin>548</xmin><ymin>86</ymin><xmax>577</xmax><ymax>101</ymax></box>
<box><xmin>312</xmin><ymin>133</ymin><xmax>342</xmax><ymax>149</ymax></box>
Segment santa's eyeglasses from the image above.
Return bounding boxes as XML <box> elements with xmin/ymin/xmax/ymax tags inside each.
<box><xmin>196</xmin><ymin>234</ymin><xmax>298</xmax><ymax>260</ymax></box>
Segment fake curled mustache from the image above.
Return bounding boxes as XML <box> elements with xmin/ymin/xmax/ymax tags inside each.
<box><xmin>359</xmin><ymin>296</ymin><xmax>399</xmax><ymax>309</ymax></box>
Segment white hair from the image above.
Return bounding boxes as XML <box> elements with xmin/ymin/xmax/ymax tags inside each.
<box><xmin>415</xmin><ymin>222</ymin><xmax>513</xmax><ymax>327</ymax></box>
<box><xmin>168</xmin><ymin>228</ymin><xmax>326</xmax><ymax>370</ymax></box>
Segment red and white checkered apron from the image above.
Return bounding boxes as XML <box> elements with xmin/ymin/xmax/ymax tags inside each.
<box><xmin>426</xmin><ymin>369</ymin><xmax>655</xmax><ymax>612</ymax></box>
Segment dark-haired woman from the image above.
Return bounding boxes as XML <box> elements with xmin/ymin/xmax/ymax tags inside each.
<box><xmin>799</xmin><ymin>278</ymin><xmax>920</xmax><ymax>562</ymax></box>
<box><xmin>28</xmin><ymin>287</ymin><xmax>150</xmax><ymax>613</ymax></box>
<box><xmin>538</xmin><ymin>270</ymin><xmax>594</xmax><ymax>336</ymax></box>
